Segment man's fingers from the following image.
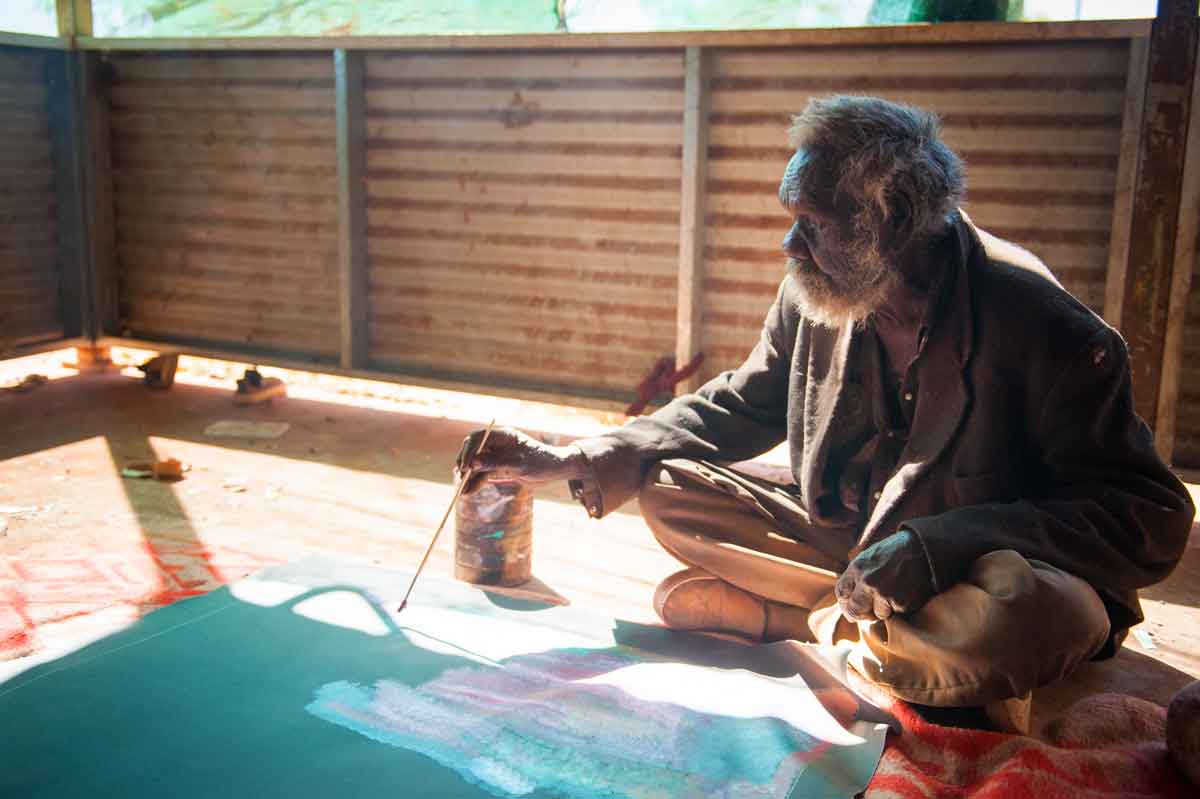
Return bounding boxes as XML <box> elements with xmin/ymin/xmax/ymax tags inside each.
<box><xmin>872</xmin><ymin>593</ymin><xmax>892</xmax><ymax>620</ymax></box>
<box><xmin>461</xmin><ymin>468</ymin><xmax>490</xmax><ymax>495</ymax></box>
<box><xmin>457</xmin><ymin>427</ymin><xmax>508</xmax><ymax>472</ymax></box>
<box><xmin>456</xmin><ymin>430</ymin><xmax>489</xmax><ymax>471</ymax></box>
<box><xmin>843</xmin><ymin>597</ymin><xmax>875</xmax><ymax>621</ymax></box>
<box><xmin>838</xmin><ymin>584</ymin><xmax>877</xmax><ymax>622</ymax></box>
<box><xmin>454</xmin><ymin>435</ymin><xmax>474</xmax><ymax>472</ymax></box>
<box><xmin>834</xmin><ymin>572</ymin><xmax>856</xmax><ymax>602</ymax></box>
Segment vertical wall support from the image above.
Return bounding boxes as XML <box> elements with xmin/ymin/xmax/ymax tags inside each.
<box><xmin>46</xmin><ymin>49</ymin><xmax>113</xmax><ymax>340</ymax></box>
<box><xmin>1153</xmin><ymin>35</ymin><xmax>1200</xmax><ymax>463</ymax></box>
<box><xmin>1117</xmin><ymin>0</ymin><xmax>1197</xmax><ymax>432</ymax></box>
<box><xmin>675</xmin><ymin>45</ymin><xmax>710</xmax><ymax>395</ymax></box>
<box><xmin>1103</xmin><ymin>36</ymin><xmax>1149</xmax><ymax>327</ymax></box>
<box><xmin>46</xmin><ymin>51</ymin><xmax>86</xmax><ymax>338</ymax></box>
<box><xmin>50</xmin><ymin>0</ymin><xmax>114</xmax><ymax>341</ymax></box>
<box><xmin>81</xmin><ymin>51</ymin><xmax>117</xmax><ymax>337</ymax></box>
<box><xmin>335</xmin><ymin>48</ymin><xmax>369</xmax><ymax>370</ymax></box>
<box><xmin>55</xmin><ymin>0</ymin><xmax>94</xmax><ymax>41</ymax></box>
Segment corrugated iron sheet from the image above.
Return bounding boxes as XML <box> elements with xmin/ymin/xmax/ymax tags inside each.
<box><xmin>108</xmin><ymin>52</ymin><xmax>340</xmax><ymax>360</ymax></box>
<box><xmin>700</xmin><ymin>40</ymin><xmax>1128</xmax><ymax>382</ymax></box>
<box><xmin>101</xmin><ymin>40</ymin><xmax>1161</xmax><ymax>424</ymax></box>
<box><xmin>1174</xmin><ymin>262</ymin><xmax>1200</xmax><ymax>467</ymax></box>
<box><xmin>0</xmin><ymin>47</ymin><xmax>62</xmax><ymax>348</ymax></box>
<box><xmin>363</xmin><ymin>50</ymin><xmax>683</xmax><ymax>399</ymax></box>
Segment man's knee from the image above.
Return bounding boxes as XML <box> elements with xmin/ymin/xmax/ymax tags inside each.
<box><xmin>638</xmin><ymin>458</ymin><xmax>684</xmax><ymax>513</ymax></box>
<box><xmin>970</xmin><ymin>550</ymin><xmax>1111</xmax><ymax>668</ymax></box>
<box><xmin>848</xmin><ymin>549</ymin><xmax>1110</xmax><ymax>706</ymax></box>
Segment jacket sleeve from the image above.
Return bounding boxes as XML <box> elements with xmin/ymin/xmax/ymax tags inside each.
<box><xmin>569</xmin><ymin>278</ymin><xmax>797</xmax><ymax>518</ymax></box>
<box><xmin>902</xmin><ymin>326</ymin><xmax>1194</xmax><ymax>628</ymax></box>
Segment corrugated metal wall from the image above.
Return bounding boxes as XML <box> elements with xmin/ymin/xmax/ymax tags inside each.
<box><xmin>108</xmin><ymin>53</ymin><xmax>341</xmax><ymax>360</ymax></box>
<box><xmin>1175</xmin><ymin>262</ymin><xmax>1200</xmax><ymax>467</ymax></box>
<box><xmin>699</xmin><ymin>40</ymin><xmax>1128</xmax><ymax>381</ymax></box>
<box><xmin>0</xmin><ymin>47</ymin><xmax>63</xmax><ymax>348</ymax></box>
<box><xmin>100</xmin><ymin>38</ymin><xmax>1142</xmax><ymax>413</ymax></box>
<box><xmin>363</xmin><ymin>50</ymin><xmax>683</xmax><ymax>399</ymax></box>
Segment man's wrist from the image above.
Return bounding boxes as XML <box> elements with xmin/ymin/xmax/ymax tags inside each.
<box><xmin>898</xmin><ymin>526</ymin><xmax>939</xmax><ymax>594</ymax></box>
<box><xmin>554</xmin><ymin>443</ymin><xmax>590</xmax><ymax>482</ymax></box>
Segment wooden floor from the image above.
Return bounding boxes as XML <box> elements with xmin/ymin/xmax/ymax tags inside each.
<box><xmin>1</xmin><ymin>351</ymin><xmax>1197</xmax><ymax>736</ymax></box>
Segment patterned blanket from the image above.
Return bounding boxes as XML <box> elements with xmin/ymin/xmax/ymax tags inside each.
<box><xmin>2</xmin><ymin>547</ymin><xmax>1192</xmax><ymax>798</ymax></box>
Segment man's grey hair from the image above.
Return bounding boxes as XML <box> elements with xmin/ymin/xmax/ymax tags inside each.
<box><xmin>787</xmin><ymin>95</ymin><xmax>965</xmax><ymax>248</ymax></box>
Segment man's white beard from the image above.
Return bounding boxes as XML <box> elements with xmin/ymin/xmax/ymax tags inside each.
<box><xmin>787</xmin><ymin>247</ymin><xmax>898</xmax><ymax>330</ymax></box>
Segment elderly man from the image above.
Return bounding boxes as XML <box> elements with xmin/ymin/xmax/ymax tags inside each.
<box><xmin>456</xmin><ymin>95</ymin><xmax>1194</xmax><ymax>726</ymax></box>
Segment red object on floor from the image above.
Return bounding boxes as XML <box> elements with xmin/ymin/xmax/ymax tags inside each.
<box><xmin>863</xmin><ymin>692</ymin><xmax>1193</xmax><ymax>798</ymax></box>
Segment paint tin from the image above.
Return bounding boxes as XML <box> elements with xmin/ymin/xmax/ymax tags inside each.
<box><xmin>454</xmin><ymin>480</ymin><xmax>533</xmax><ymax>586</ymax></box>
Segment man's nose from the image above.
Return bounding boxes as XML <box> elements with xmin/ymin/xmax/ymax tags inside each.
<box><xmin>782</xmin><ymin>224</ymin><xmax>806</xmax><ymax>257</ymax></box>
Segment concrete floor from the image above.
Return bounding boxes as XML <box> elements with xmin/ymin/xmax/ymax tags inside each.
<box><xmin>1</xmin><ymin>349</ymin><xmax>1197</xmax><ymax>735</ymax></box>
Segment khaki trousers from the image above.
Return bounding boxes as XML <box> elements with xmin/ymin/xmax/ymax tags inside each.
<box><xmin>640</xmin><ymin>459</ymin><xmax>1112</xmax><ymax>707</ymax></box>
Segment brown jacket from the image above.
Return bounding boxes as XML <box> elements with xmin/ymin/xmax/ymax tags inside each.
<box><xmin>574</xmin><ymin>213</ymin><xmax>1194</xmax><ymax>655</ymax></box>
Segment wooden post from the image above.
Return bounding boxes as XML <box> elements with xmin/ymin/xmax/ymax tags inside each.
<box><xmin>1117</xmin><ymin>0</ymin><xmax>1197</xmax><ymax>432</ymax></box>
<box><xmin>675</xmin><ymin>45</ymin><xmax>710</xmax><ymax>395</ymax></box>
<box><xmin>335</xmin><ymin>49</ymin><xmax>369</xmax><ymax>370</ymax></box>
<box><xmin>1103</xmin><ymin>36</ymin><xmax>1149</xmax><ymax>327</ymax></box>
<box><xmin>50</xmin><ymin>0</ymin><xmax>114</xmax><ymax>342</ymax></box>
<box><xmin>46</xmin><ymin>51</ymin><xmax>87</xmax><ymax>338</ymax></box>
<box><xmin>81</xmin><ymin>51</ymin><xmax>116</xmax><ymax>337</ymax></box>
<box><xmin>60</xmin><ymin>51</ymin><xmax>116</xmax><ymax>341</ymax></box>
<box><xmin>1153</xmin><ymin>35</ymin><xmax>1200</xmax><ymax>464</ymax></box>
<box><xmin>55</xmin><ymin>0</ymin><xmax>93</xmax><ymax>40</ymax></box>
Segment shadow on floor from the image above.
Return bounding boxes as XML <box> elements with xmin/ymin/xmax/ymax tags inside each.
<box><xmin>0</xmin><ymin>370</ymin><xmax>641</xmax><ymax>628</ymax></box>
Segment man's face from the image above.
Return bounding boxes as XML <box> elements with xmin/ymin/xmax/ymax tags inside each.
<box><xmin>778</xmin><ymin>150</ymin><xmax>896</xmax><ymax>328</ymax></box>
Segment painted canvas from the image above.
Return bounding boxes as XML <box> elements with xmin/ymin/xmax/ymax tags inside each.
<box><xmin>0</xmin><ymin>557</ymin><xmax>885</xmax><ymax>798</ymax></box>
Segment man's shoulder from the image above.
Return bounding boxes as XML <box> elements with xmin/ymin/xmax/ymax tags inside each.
<box><xmin>968</xmin><ymin>223</ymin><xmax>1113</xmax><ymax>352</ymax></box>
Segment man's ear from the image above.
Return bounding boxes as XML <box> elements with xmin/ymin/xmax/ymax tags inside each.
<box><xmin>884</xmin><ymin>194</ymin><xmax>916</xmax><ymax>251</ymax></box>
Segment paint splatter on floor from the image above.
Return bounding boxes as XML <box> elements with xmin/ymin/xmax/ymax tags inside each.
<box><xmin>307</xmin><ymin>648</ymin><xmax>825</xmax><ymax>798</ymax></box>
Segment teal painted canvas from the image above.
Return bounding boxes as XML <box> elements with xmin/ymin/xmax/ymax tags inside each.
<box><xmin>0</xmin><ymin>558</ymin><xmax>885</xmax><ymax>798</ymax></box>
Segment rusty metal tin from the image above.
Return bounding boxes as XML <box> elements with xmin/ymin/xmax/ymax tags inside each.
<box><xmin>454</xmin><ymin>481</ymin><xmax>533</xmax><ymax>586</ymax></box>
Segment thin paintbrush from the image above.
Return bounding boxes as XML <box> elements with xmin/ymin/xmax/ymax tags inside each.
<box><xmin>397</xmin><ymin>419</ymin><xmax>495</xmax><ymax>613</ymax></box>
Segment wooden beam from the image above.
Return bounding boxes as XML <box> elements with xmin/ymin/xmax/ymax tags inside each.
<box><xmin>1</xmin><ymin>337</ymin><xmax>89</xmax><ymax>361</ymax></box>
<box><xmin>335</xmin><ymin>49</ymin><xmax>368</xmax><ymax>370</ymax></box>
<box><xmin>54</xmin><ymin>0</ymin><xmax>75</xmax><ymax>37</ymax></box>
<box><xmin>1154</xmin><ymin>33</ymin><xmax>1200</xmax><ymax>464</ymax></box>
<box><xmin>46</xmin><ymin>51</ymin><xmax>86</xmax><ymax>338</ymax></box>
<box><xmin>0</xmin><ymin>32</ymin><xmax>71</xmax><ymax>50</ymax></box>
<box><xmin>55</xmin><ymin>0</ymin><xmax>93</xmax><ymax>39</ymax></box>
<box><xmin>1117</xmin><ymin>0</ymin><xmax>1197</xmax><ymax>432</ymax></box>
<box><xmin>73</xmin><ymin>0</ymin><xmax>94</xmax><ymax>38</ymax></box>
<box><xmin>675</xmin><ymin>46</ymin><xmax>710</xmax><ymax>396</ymax></box>
<box><xmin>73</xmin><ymin>18</ymin><xmax>1150</xmax><ymax>52</ymax></box>
<box><xmin>1103</xmin><ymin>35</ymin><xmax>1149</xmax><ymax>327</ymax></box>
<box><xmin>81</xmin><ymin>51</ymin><xmax>116</xmax><ymax>337</ymax></box>
<box><xmin>47</xmin><ymin>49</ymin><xmax>116</xmax><ymax>341</ymax></box>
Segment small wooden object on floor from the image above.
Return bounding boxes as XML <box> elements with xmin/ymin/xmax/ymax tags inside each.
<box><xmin>137</xmin><ymin>353</ymin><xmax>178</xmax><ymax>389</ymax></box>
<box><xmin>67</xmin><ymin>345</ymin><xmax>112</xmax><ymax>372</ymax></box>
<box><xmin>233</xmin><ymin>368</ymin><xmax>286</xmax><ymax>405</ymax></box>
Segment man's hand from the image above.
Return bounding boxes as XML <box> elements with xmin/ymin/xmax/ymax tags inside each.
<box><xmin>835</xmin><ymin>530</ymin><xmax>935</xmax><ymax>622</ymax></box>
<box><xmin>456</xmin><ymin>426</ymin><xmax>587</xmax><ymax>493</ymax></box>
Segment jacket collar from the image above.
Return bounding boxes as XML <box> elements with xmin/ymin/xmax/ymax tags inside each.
<box><xmin>857</xmin><ymin>212</ymin><xmax>977</xmax><ymax>547</ymax></box>
<box><xmin>795</xmin><ymin>212</ymin><xmax>978</xmax><ymax>541</ymax></box>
